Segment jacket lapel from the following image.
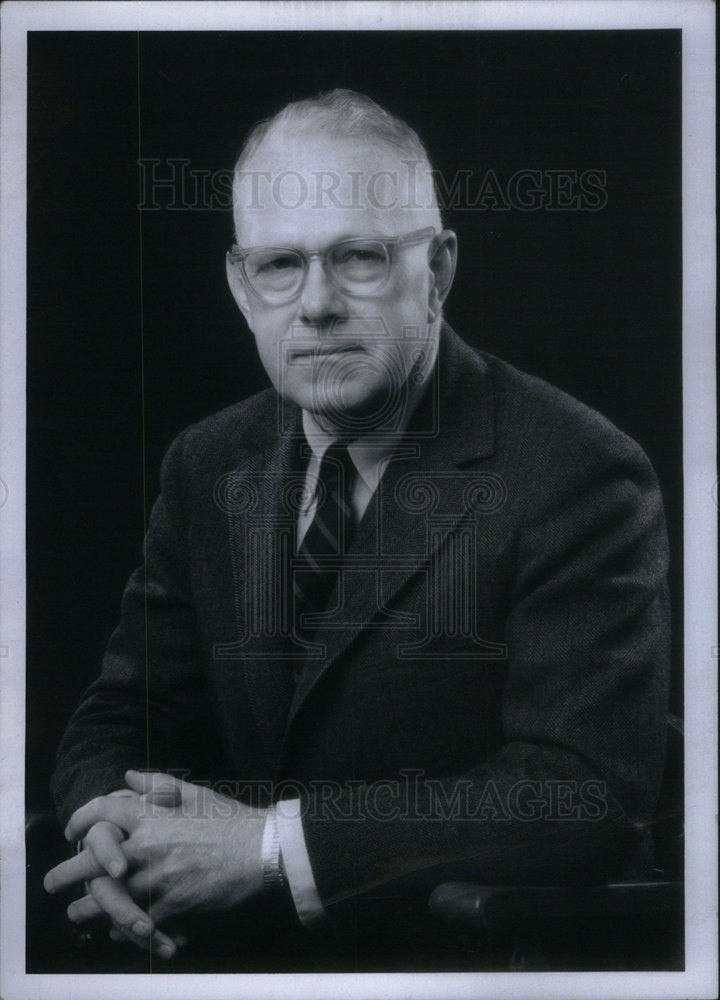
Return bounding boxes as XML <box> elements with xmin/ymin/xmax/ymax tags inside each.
<box><xmin>286</xmin><ymin>326</ymin><xmax>497</xmax><ymax>726</ymax></box>
<box><xmin>220</xmin><ymin>406</ymin><xmax>305</xmax><ymax>771</ymax></box>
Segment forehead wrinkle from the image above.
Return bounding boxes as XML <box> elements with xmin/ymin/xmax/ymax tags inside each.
<box><xmin>237</xmin><ymin>195</ymin><xmax>423</xmax><ymax>249</ymax></box>
<box><xmin>252</xmin><ymin>231</ymin><xmax>402</xmax><ymax>252</ymax></box>
<box><xmin>234</xmin><ymin>128</ymin><xmax>439</xmax><ymax>244</ymax></box>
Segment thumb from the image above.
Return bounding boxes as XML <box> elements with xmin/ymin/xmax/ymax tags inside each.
<box><xmin>124</xmin><ymin>769</ymin><xmax>184</xmax><ymax>806</ymax></box>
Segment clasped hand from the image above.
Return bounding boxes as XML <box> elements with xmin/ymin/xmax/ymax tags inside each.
<box><xmin>44</xmin><ymin>770</ymin><xmax>266</xmax><ymax>958</ymax></box>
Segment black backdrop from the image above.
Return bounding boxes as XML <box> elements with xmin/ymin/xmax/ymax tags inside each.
<box><xmin>26</xmin><ymin>30</ymin><xmax>682</xmax><ymax>811</ymax></box>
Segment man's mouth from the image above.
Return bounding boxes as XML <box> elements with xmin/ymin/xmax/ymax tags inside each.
<box><xmin>287</xmin><ymin>343</ymin><xmax>365</xmax><ymax>362</ymax></box>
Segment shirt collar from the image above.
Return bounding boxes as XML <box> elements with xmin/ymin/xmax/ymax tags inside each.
<box><xmin>301</xmin><ymin>410</ymin><xmax>393</xmax><ymax>494</ymax></box>
<box><xmin>300</xmin><ymin>354</ymin><xmax>435</xmax><ymax>494</ymax></box>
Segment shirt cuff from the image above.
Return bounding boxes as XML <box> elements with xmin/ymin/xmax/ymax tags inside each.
<box><xmin>275</xmin><ymin>798</ymin><xmax>326</xmax><ymax>927</ymax></box>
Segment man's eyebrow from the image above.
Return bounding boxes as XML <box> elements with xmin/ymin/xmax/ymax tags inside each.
<box><xmin>323</xmin><ymin>232</ymin><xmax>390</xmax><ymax>247</ymax></box>
<box><xmin>255</xmin><ymin>231</ymin><xmax>396</xmax><ymax>249</ymax></box>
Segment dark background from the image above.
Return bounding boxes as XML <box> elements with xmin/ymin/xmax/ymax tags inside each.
<box><xmin>26</xmin><ymin>30</ymin><xmax>682</xmax><ymax>812</ymax></box>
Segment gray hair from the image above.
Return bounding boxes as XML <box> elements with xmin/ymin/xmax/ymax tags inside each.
<box><xmin>232</xmin><ymin>88</ymin><xmax>441</xmax><ymax>223</ymax></box>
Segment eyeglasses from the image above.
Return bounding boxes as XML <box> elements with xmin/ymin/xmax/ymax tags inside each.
<box><xmin>227</xmin><ymin>226</ymin><xmax>436</xmax><ymax>304</ymax></box>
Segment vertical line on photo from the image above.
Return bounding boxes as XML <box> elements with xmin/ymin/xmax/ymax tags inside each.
<box><xmin>136</xmin><ymin>30</ymin><xmax>153</xmax><ymax>973</ymax></box>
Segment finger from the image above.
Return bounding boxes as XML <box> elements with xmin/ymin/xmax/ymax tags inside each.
<box><xmin>109</xmin><ymin>923</ymin><xmax>179</xmax><ymax>959</ymax></box>
<box><xmin>123</xmin><ymin>876</ymin><xmax>172</xmax><ymax>929</ymax></box>
<box><xmin>126</xmin><ymin>925</ymin><xmax>188</xmax><ymax>950</ymax></box>
<box><xmin>84</xmin><ymin>821</ymin><xmax>128</xmax><ymax>879</ymax></box>
<box><xmin>44</xmin><ymin>849</ymin><xmax>106</xmax><ymax>893</ymax></box>
<box><xmin>67</xmin><ymin>893</ymin><xmax>177</xmax><ymax>957</ymax></box>
<box><xmin>87</xmin><ymin>876</ymin><xmax>156</xmax><ymax>939</ymax></box>
<box><xmin>67</xmin><ymin>894</ymin><xmax>104</xmax><ymax>924</ymax></box>
<box><xmin>65</xmin><ymin>795</ymin><xmax>150</xmax><ymax>841</ymax></box>
<box><xmin>126</xmin><ymin>769</ymin><xmax>203</xmax><ymax>805</ymax></box>
<box><xmin>110</xmin><ymin>924</ymin><xmax>187</xmax><ymax>951</ymax></box>
<box><xmin>124</xmin><ymin>769</ymin><xmax>184</xmax><ymax>806</ymax></box>
<box><xmin>66</xmin><ymin>890</ymin><xmax>185</xmax><ymax>958</ymax></box>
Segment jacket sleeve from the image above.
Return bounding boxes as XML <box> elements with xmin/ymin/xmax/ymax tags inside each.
<box><xmin>299</xmin><ymin>423</ymin><xmax>671</xmax><ymax>910</ymax></box>
<box><xmin>50</xmin><ymin>429</ymin><xmax>216</xmax><ymax>827</ymax></box>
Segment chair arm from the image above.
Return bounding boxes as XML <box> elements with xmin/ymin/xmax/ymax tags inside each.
<box><xmin>428</xmin><ymin>881</ymin><xmax>684</xmax><ymax>934</ymax></box>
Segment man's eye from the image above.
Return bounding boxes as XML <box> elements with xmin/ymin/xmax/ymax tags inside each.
<box><xmin>259</xmin><ymin>255</ymin><xmax>300</xmax><ymax>272</ymax></box>
<box><xmin>334</xmin><ymin>246</ymin><xmax>386</xmax><ymax>266</ymax></box>
<box><xmin>353</xmin><ymin>249</ymin><xmax>383</xmax><ymax>262</ymax></box>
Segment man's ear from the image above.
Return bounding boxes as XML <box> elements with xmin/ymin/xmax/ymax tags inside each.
<box><xmin>226</xmin><ymin>255</ymin><xmax>253</xmax><ymax>325</ymax></box>
<box><xmin>427</xmin><ymin>230</ymin><xmax>458</xmax><ymax>323</ymax></box>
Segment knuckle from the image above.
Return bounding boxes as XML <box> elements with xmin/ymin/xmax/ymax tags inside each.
<box><xmin>84</xmin><ymin>827</ymin><xmax>100</xmax><ymax>851</ymax></box>
<box><xmin>127</xmin><ymin>826</ymin><xmax>150</xmax><ymax>852</ymax></box>
<box><xmin>89</xmin><ymin>820</ymin><xmax>112</xmax><ymax>838</ymax></box>
<box><xmin>88</xmin><ymin>875</ymin><xmax>114</xmax><ymax>901</ymax></box>
<box><xmin>117</xmin><ymin>910</ymin><xmax>139</xmax><ymax>930</ymax></box>
<box><xmin>121</xmin><ymin>835</ymin><xmax>142</xmax><ymax>862</ymax></box>
<box><xmin>87</xmin><ymin>879</ymin><xmax>104</xmax><ymax>901</ymax></box>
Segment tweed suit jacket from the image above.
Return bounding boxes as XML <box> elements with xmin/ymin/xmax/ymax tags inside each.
<box><xmin>52</xmin><ymin>326</ymin><xmax>671</xmax><ymax>914</ymax></box>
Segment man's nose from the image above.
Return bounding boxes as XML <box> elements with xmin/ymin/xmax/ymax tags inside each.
<box><xmin>298</xmin><ymin>257</ymin><xmax>343</xmax><ymax>326</ymax></box>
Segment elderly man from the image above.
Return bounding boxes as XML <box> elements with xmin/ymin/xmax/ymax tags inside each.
<box><xmin>45</xmin><ymin>90</ymin><xmax>670</xmax><ymax>969</ymax></box>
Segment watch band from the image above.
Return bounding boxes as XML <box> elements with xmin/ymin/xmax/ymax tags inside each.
<box><xmin>261</xmin><ymin>807</ymin><xmax>286</xmax><ymax>890</ymax></box>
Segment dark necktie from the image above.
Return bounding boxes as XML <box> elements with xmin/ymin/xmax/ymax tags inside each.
<box><xmin>293</xmin><ymin>441</ymin><xmax>357</xmax><ymax>643</ymax></box>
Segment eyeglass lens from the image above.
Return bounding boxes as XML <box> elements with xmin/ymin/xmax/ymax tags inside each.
<box><xmin>244</xmin><ymin>240</ymin><xmax>390</xmax><ymax>300</ymax></box>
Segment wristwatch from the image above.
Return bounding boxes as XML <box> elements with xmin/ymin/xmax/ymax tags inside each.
<box><xmin>260</xmin><ymin>807</ymin><xmax>286</xmax><ymax>890</ymax></box>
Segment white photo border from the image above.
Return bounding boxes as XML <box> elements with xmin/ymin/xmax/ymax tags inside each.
<box><xmin>1</xmin><ymin>2</ymin><xmax>716</xmax><ymax>998</ymax></box>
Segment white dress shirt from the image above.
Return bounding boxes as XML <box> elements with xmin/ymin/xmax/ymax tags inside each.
<box><xmin>278</xmin><ymin>378</ymin><xmax>433</xmax><ymax>925</ymax></box>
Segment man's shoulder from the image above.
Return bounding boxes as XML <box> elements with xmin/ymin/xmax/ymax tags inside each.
<box><xmin>185</xmin><ymin>387</ymin><xmax>281</xmax><ymax>443</ymax></box>
<box><xmin>477</xmin><ymin>347</ymin><xmax>646</xmax><ymax>465</ymax></box>
<box><xmin>451</xmin><ymin>343</ymin><xmax>664</xmax><ymax>532</ymax></box>
<box><xmin>442</xmin><ymin>327</ymin><xmax>655</xmax><ymax>496</ymax></box>
<box><xmin>163</xmin><ymin>387</ymin><xmax>291</xmax><ymax>474</ymax></box>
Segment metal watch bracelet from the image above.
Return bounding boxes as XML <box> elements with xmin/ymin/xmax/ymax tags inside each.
<box><xmin>261</xmin><ymin>807</ymin><xmax>286</xmax><ymax>889</ymax></box>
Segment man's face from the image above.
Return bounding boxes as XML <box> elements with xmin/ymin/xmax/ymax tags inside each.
<box><xmin>228</xmin><ymin>130</ymin><xmax>442</xmax><ymax>431</ymax></box>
